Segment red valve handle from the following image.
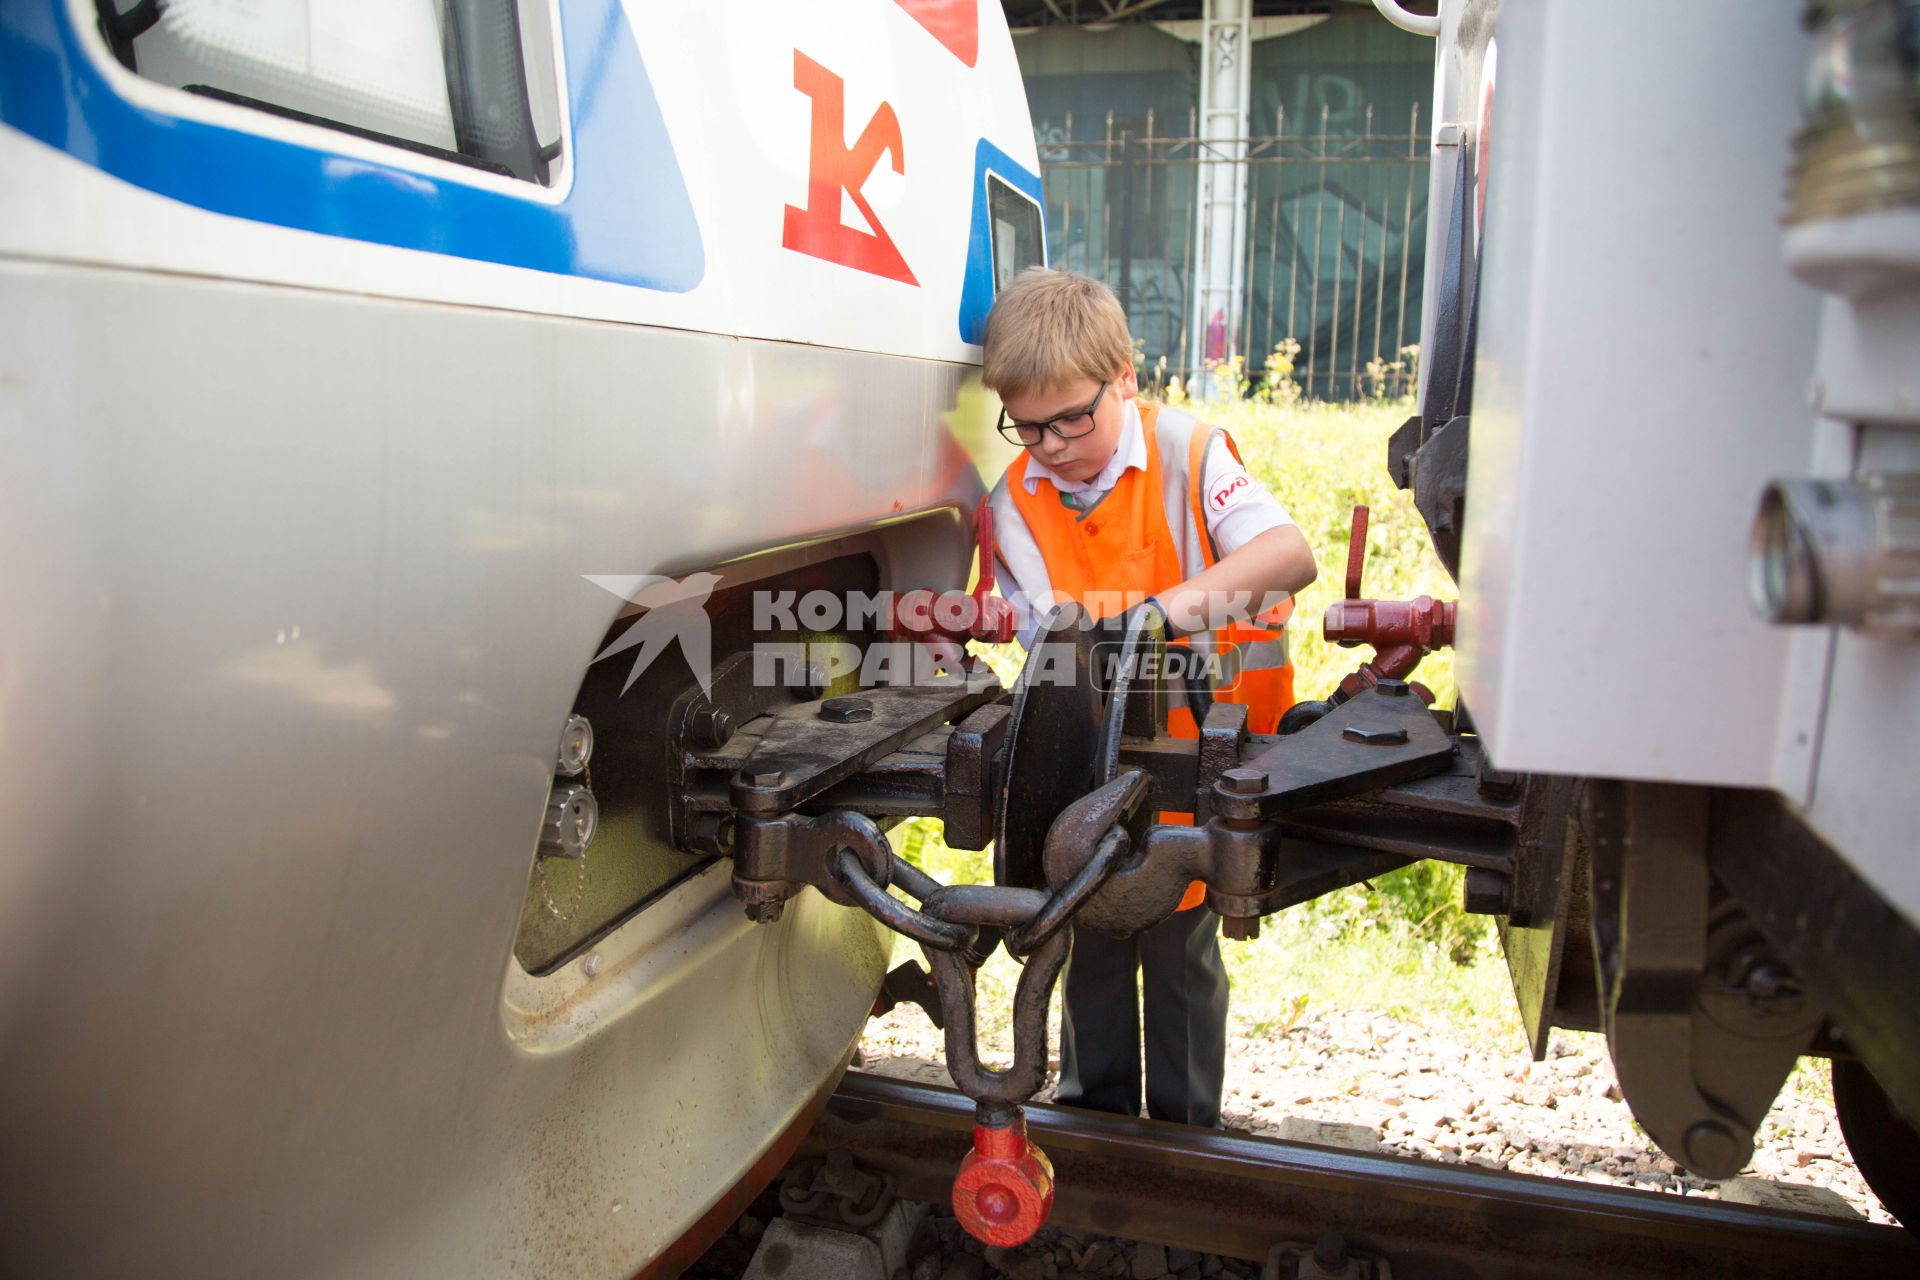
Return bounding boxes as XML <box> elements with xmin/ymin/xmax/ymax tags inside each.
<box><xmin>1344</xmin><ymin>504</ymin><xmax>1370</xmax><ymax>600</ymax></box>
<box><xmin>968</xmin><ymin>503</ymin><xmax>1016</xmax><ymax>644</ymax></box>
<box><xmin>891</xmin><ymin>500</ymin><xmax>1015</xmax><ymax>647</ymax></box>
<box><xmin>952</xmin><ymin>1109</ymin><xmax>1054</xmax><ymax>1247</ymax></box>
<box><xmin>1323</xmin><ymin>503</ymin><xmax>1456</xmax><ymax>699</ymax></box>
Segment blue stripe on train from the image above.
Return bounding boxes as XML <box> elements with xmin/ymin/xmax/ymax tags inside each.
<box><xmin>0</xmin><ymin>0</ymin><xmax>703</xmax><ymax>291</ymax></box>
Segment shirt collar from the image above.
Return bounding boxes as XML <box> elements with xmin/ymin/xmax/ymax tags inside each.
<box><xmin>1021</xmin><ymin>398</ymin><xmax>1146</xmax><ymax>496</ymax></box>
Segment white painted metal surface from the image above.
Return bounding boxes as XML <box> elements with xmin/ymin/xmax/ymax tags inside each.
<box><xmin>0</xmin><ymin>1</ymin><xmax>1036</xmax><ymax>1274</ymax></box>
<box><xmin>1371</xmin><ymin>0</ymin><xmax>1441</xmax><ymax>39</ymax></box>
<box><xmin>1771</xmin><ymin>210</ymin><xmax>1920</xmax><ymax>919</ymax></box>
<box><xmin>1453</xmin><ymin>1</ymin><xmax>1820</xmax><ymax>788</ymax></box>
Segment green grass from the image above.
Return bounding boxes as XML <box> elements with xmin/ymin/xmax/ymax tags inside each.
<box><xmin>891</xmin><ymin>391</ymin><xmax>1518</xmax><ymax>1047</ymax></box>
<box><xmin>1200</xmin><ymin>393</ymin><xmax>1456</xmax><ymax>709</ymax></box>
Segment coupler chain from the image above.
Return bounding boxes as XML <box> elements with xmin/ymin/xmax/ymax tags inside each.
<box><xmin>752</xmin><ymin>772</ymin><xmax>1149</xmax><ymax>1247</ymax></box>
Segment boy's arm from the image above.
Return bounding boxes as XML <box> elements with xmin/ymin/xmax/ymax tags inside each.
<box><xmin>986</xmin><ymin>475</ymin><xmax>1052</xmax><ymax>649</ymax></box>
<box><xmin>1156</xmin><ymin>436</ymin><xmax>1317</xmax><ymax>637</ymax></box>
<box><xmin>1158</xmin><ymin>525</ymin><xmax>1316</xmax><ymax>636</ymax></box>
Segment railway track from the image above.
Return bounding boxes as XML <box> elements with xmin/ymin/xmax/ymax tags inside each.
<box><xmin>798</xmin><ymin>1071</ymin><xmax>1918</xmax><ymax>1279</ymax></box>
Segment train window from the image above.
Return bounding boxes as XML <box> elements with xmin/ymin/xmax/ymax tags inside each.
<box><xmin>987</xmin><ymin>173</ymin><xmax>1046</xmax><ymax>291</ymax></box>
<box><xmin>92</xmin><ymin>0</ymin><xmax>564</xmax><ymax>185</ymax></box>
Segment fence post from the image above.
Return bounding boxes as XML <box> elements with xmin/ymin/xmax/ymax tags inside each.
<box><xmin>1187</xmin><ymin>0</ymin><xmax>1253</xmax><ymax>396</ymax></box>
<box><xmin>1116</xmin><ymin>131</ymin><xmax>1134</xmax><ymax>318</ymax></box>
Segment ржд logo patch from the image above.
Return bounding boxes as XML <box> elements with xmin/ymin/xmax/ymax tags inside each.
<box><xmin>1207</xmin><ymin>467</ymin><xmax>1252</xmax><ymax>513</ymax></box>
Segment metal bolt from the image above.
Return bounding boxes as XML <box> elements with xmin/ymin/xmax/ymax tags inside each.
<box><xmin>581</xmin><ymin>952</ymin><xmax>602</xmax><ymax>978</ymax></box>
<box><xmin>1463</xmin><ymin>867</ymin><xmax>1513</xmax><ymax>916</ymax></box>
<box><xmin>1375</xmin><ymin>678</ymin><xmax>1410</xmax><ymax>697</ymax></box>
<box><xmin>1220</xmin><ymin>767</ymin><xmax>1269</xmax><ymax>797</ymax></box>
<box><xmin>689</xmin><ymin>811</ymin><xmax>736</xmax><ymax>855</ymax></box>
<box><xmin>1314</xmin><ymin>1234</ymin><xmax>1349</xmax><ymax>1271</ymax></box>
<box><xmin>1476</xmin><ymin>757</ymin><xmax>1523</xmax><ymax>800</ymax></box>
<box><xmin>1221</xmin><ymin>915</ymin><xmax>1260</xmax><ymax>941</ymax></box>
<box><xmin>1741</xmin><ymin>960</ymin><xmax>1805</xmax><ymax>1016</ymax></box>
<box><xmin>1682</xmin><ymin>1120</ymin><xmax>1747</xmax><ymax>1179</ymax></box>
<box><xmin>790</xmin><ymin>662</ymin><xmax>829</xmax><ymax>701</ymax></box>
<box><xmin>688</xmin><ymin>704</ymin><xmax>735</xmax><ymax>749</ymax></box>
<box><xmin>1342</xmin><ymin>725</ymin><xmax>1410</xmax><ymax>746</ymax></box>
<box><xmin>1723</xmin><ymin>945</ymin><xmax>1764</xmax><ymax>989</ymax></box>
<box><xmin>1745</xmin><ymin>962</ymin><xmax>1797</xmax><ymax>1001</ymax></box>
<box><xmin>820</xmin><ymin>696</ymin><xmax>874</xmax><ymax>724</ymax></box>
<box><xmin>736</xmin><ymin>766</ymin><xmax>787</xmax><ymax>789</ymax></box>
<box><xmin>555</xmin><ymin>714</ymin><xmax>594</xmax><ymax>776</ymax></box>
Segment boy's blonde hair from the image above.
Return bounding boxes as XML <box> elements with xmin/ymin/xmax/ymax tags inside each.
<box><xmin>981</xmin><ymin>268</ymin><xmax>1133</xmax><ymax>399</ymax></box>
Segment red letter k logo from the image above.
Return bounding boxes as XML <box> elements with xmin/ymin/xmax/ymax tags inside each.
<box><xmin>781</xmin><ymin>51</ymin><xmax>919</xmax><ymax>286</ymax></box>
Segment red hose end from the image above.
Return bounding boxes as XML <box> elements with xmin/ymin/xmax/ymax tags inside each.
<box><xmin>952</xmin><ymin>1117</ymin><xmax>1054</xmax><ymax>1246</ymax></box>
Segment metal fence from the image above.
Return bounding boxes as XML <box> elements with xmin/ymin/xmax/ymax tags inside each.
<box><xmin>1036</xmin><ymin>103</ymin><xmax>1427</xmax><ymax>400</ymax></box>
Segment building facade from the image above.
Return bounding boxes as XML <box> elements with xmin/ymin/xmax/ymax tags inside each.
<box><xmin>1007</xmin><ymin>1</ymin><xmax>1435</xmax><ymax>397</ymax></box>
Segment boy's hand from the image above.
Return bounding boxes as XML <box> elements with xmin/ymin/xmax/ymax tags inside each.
<box><xmin>1094</xmin><ymin>596</ymin><xmax>1167</xmax><ymax>644</ymax></box>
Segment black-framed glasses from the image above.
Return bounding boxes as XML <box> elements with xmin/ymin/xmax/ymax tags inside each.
<box><xmin>996</xmin><ymin>382</ymin><xmax>1108</xmax><ymax>446</ymax></box>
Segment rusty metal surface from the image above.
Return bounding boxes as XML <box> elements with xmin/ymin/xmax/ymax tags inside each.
<box><xmin>942</xmin><ymin>703</ymin><xmax>1011</xmax><ymax>850</ymax></box>
<box><xmin>922</xmin><ymin>887</ymin><xmax>1067</xmax><ymax>1107</ymax></box>
<box><xmin>1228</xmin><ymin>687</ymin><xmax>1455</xmax><ymax>816</ymax></box>
<box><xmin>1709</xmin><ymin>789</ymin><xmax>1920</xmax><ymax>1131</ymax></box>
<box><xmin>728</xmin><ymin>673</ymin><xmax>1002</xmax><ymax>816</ymax></box>
<box><xmin>805</xmin><ymin>1072</ymin><xmax>1920</xmax><ymax>1279</ymax></box>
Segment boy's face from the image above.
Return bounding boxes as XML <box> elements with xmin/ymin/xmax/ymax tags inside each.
<box><xmin>1003</xmin><ymin>362</ymin><xmax>1139</xmax><ymax>486</ymax></box>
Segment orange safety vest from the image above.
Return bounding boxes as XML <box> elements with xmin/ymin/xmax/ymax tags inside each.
<box><xmin>1006</xmin><ymin>401</ymin><xmax>1295</xmax><ymax>910</ymax></box>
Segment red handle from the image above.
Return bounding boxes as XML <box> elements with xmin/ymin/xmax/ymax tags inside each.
<box><xmin>891</xmin><ymin>500</ymin><xmax>1014</xmax><ymax>646</ymax></box>
<box><xmin>1344</xmin><ymin>504</ymin><xmax>1370</xmax><ymax>600</ymax></box>
<box><xmin>952</xmin><ymin>1110</ymin><xmax>1054</xmax><ymax>1247</ymax></box>
<box><xmin>1324</xmin><ymin>503</ymin><xmax>1455</xmax><ymax>697</ymax></box>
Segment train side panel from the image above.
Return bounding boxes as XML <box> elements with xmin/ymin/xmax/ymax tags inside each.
<box><xmin>0</xmin><ymin>1</ymin><xmax>1037</xmax><ymax>1273</ymax></box>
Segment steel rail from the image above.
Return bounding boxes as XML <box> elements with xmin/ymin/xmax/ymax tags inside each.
<box><xmin>804</xmin><ymin>1071</ymin><xmax>1918</xmax><ymax>1279</ymax></box>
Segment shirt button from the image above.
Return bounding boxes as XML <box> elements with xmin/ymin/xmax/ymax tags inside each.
<box><xmin>1084</xmin><ymin>521</ymin><xmax>1100</xmax><ymax>534</ymax></box>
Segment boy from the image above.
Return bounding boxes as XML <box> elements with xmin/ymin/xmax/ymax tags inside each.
<box><xmin>983</xmin><ymin>268</ymin><xmax>1317</xmax><ymax>1128</ymax></box>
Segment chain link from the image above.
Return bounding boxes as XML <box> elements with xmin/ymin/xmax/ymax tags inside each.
<box><xmin>1006</xmin><ymin>824</ymin><xmax>1128</xmax><ymax>957</ymax></box>
<box><xmin>536</xmin><ymin>759</ymin><xmax>596</xmax><ymax>922</ymax></box>
<box><xmin>829</xmin><ymin>849</ymin><xmax>977</xmax><ymax>952</ymax></box>
<box><xmin>818</xmin><ymin>774</ymin><xmax>1140</xmax><ymax>1115</ymax></box>
<box><xmin>831</xmin><ymin>827</ymin><xmax>1127</xmax><ymax>964</ymax></box>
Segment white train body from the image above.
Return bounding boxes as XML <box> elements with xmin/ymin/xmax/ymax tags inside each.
<box><xmin>0</xmin><ymin>1</ymin><xmax>1041</xmax><ymax>1274</ymax></box>
<box><xmin>1423</xmin><ymin>0</ymin><xmax>1920</xmax><ymax>928</ymax></box>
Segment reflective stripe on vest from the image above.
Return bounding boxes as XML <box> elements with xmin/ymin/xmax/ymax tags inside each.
<box><xmin>1180</xmin><ymin>417</ymin><xmax>1295</xmax><ymax>735</ymax></box>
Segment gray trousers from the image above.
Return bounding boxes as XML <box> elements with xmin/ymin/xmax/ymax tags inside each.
<box><xmin>1054</xmin><ymin>908</ymin><xmax>1229</xmax><ymax>1127</ymax></box>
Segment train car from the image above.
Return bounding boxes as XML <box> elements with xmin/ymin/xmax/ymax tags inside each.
<box><xmin>1382</xmin><ymin>0</ymin><xmax>1920</xmax><ymax>1221</ymax></box>
<box><xmin>0</xmin><ymin>1</ymin><xmax>1044</xmax><ymax>1273</ymax></box>
<box><xmin>6</xmin><ymin>0</ymin><xmax>1915</xmax><ymax>1271</ymax></box>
